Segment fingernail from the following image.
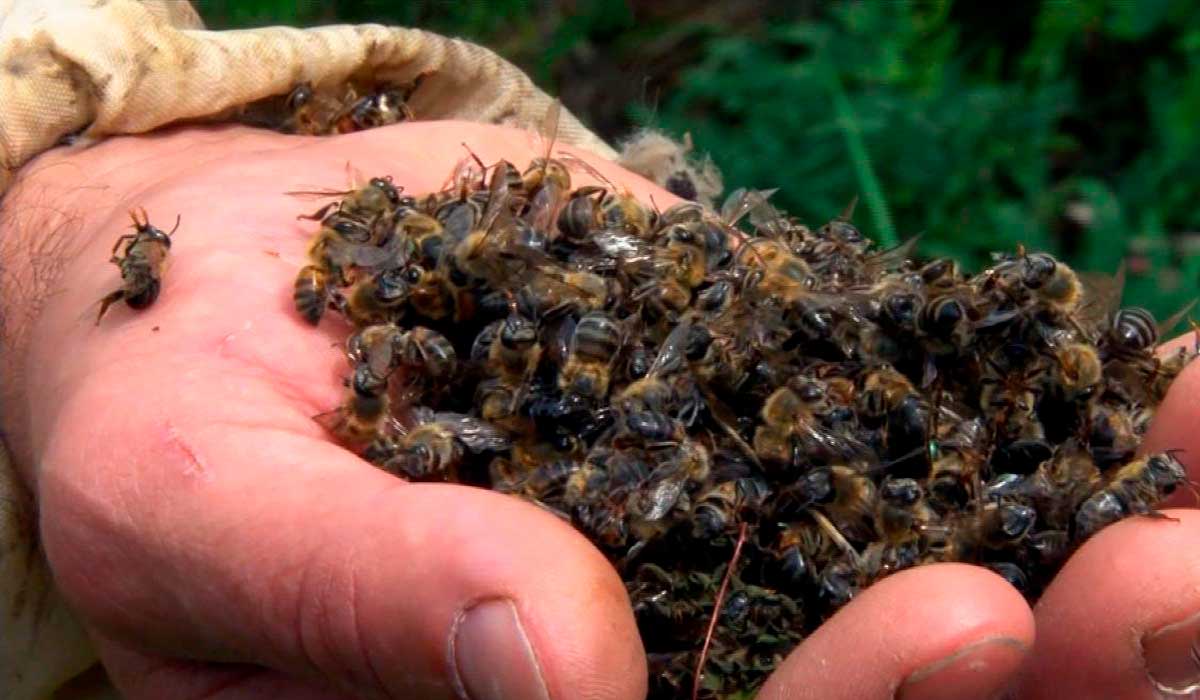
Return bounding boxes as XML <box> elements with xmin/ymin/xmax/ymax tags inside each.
<box><xmin>897</xmin><ymin>636</ymin><xmax>1027</xmax><ymax>700</ymax></box>
<box><xmin>451</xmin><ymin>598</ymin><xmax>550</xmax><ymax>700</ymax></box>
<box><xmin>1143</xmin><ymin>610</ymin><xmax>1200</xmax><ymax>695</ymax></box>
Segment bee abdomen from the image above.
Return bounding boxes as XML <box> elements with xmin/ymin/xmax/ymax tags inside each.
<box><xmin>293</xmin><ymin>265</ymin><xmax>329</xmax><ymax>325</ymax></box>
<box><xmin>1110</xmin><ymin>307</ymin><xmax>1157</xmax><ymax>353</ymax></box>
<box><xmin>124</xmin><ymin>277</ymin><xmax>161</xmax><ymax>309</ymax></box>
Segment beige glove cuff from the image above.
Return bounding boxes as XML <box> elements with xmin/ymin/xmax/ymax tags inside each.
<box><xmin>0</xmin><ymin>0</ymin><xmax>616</xmax><ymax>196</ymax></box>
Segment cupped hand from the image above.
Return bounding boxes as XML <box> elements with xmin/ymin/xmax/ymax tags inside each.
<box><xmin>3</xmin><ymin>123</ymin><xmax>1198</xmax><ymax>700</ymax></box>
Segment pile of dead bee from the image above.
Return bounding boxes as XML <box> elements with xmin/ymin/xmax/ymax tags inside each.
<box><xmin>290</xmin><ymin>147</ymin><xmax>1194</xmax><ymax>698</ymax></box>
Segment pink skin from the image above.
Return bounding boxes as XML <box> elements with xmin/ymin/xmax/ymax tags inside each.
<box><xmin>2</xmin><ymin>123</ymin><xmax>1197</xmax><ymax>699</ymax></box>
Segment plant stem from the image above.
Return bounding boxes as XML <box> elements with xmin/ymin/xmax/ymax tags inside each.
<box><xmin>826</xmin><ymin>64</ymin><xmax>899</xmax><ymax>249</ymax></box>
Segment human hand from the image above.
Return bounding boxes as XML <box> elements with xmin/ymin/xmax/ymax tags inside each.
<box><xmin>3</xmin><ymin>123</ymin><xmax>1197</xmax><ymax>700</ymax></box>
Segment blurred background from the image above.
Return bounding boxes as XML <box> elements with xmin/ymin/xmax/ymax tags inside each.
<box><xmin>201</xmin><ymin>0</ymin><xmax>1200</xmax><ymax>321</ymax></box>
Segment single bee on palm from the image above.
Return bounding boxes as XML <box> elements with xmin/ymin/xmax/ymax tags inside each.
<box><xmin>95</xmin><ymin>208</ymin><xmax>177</xmax><ymax>325</ymax></box>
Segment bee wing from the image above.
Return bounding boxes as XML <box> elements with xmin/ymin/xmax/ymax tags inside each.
<box><xmin>538</xmin><ymin>99</ymin><xmax>562</xmax><ymax>160</ymax></box>
<box><xmin>365</xmin><ymin>336</ymin><xmax>397</xmax><ymax>380</ymax></box>
<box><xmin>863</xmin><ymin>234</ymin><xmax>922</xmax><ymax>276</ymax></box>
<box><xmin>551</xmin><ymin>315</ymin><xmax>577</xmax><ymax>365</ymax></box>
<box><xmin>557</xmin><ymin>152</ymin><xmax>619</xmax><ymax>191</ymax></box>
<box><xmin>591</xmin><ymin>229</ymin><xmax>653</xmax><ymax>261</ymax></box>
<box><xmin>312</xmin><ymin>407</ymin><xmax>346</xmax><ymax>436</ymax></box>
<box><xmin>634</xmin><ymin>475</ymin><xmax>686</xmax><ymax>522</ymax></box>
<box><xmin>285</xmin><ymin>187</ymin><xmax>353</xmax><ymax>200</ymax></box>
<box><xmin>747</xmin><ymin>194</ymin><xmax>787</xmax><ymax>233</ymax></box>
<box><xmin>1077</xmin><ymin>261</ymin><xmax>1125</xmax><ymax>331</ymax></box>
<box><xmin>647</xmin><ymin>316</ymin><xmax>694</xmax><ymax>377</ymax></box>
<box><xmin>800</xmin><ymin>423</ymin><xmax>875</xmax><ymax>463</ymax></box>
<box><xmin>434</xmin><ymin>413</ymin><xmax>512</xmax><ymax>453</ymax></box>
<box><xmin>1157</xmin><ymin>299</ymin><xmax>1197</xmax><ymax>339</ymax></box>
<box><xmin>348</xmin><ymin>234</ymin><xmax>412</xmax><ymax>271</ymax></box>
<box><xmin>721</xmin><ymin>188</ymin><xmax>779</xmax><ymax>228</ymax></box>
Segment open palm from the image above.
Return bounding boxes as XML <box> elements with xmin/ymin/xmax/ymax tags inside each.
<box><xmin>5</xmin><ymin>124</ymin><xmax>1199</xmax><ymax>699</ymax></box>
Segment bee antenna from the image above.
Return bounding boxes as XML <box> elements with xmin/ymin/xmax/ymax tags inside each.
<box><xmin>838</xmin><ymin>195</ymin><xmax>858</xmax><ymax>222</ymax></box>
<box><xmin>168</xmin><ymin>214</ymin><xmax>181</xmax><ymax>236</ymax></box>
<box><xmin>460</xmin><ymin>142</ymin><xmax>488</xmax><ymax>178</ymax></box>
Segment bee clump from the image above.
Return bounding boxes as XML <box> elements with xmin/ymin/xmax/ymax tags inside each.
<box><xmin>291</xmin><ymin>154</ymin><xmax>1194</xmax><ymax>698</ymax></box>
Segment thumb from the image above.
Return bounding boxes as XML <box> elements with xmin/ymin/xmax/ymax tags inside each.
<box><xmin>38</xmin><ymin>374</ymin><xmax>645</xmax><ymax>699</ymax></box>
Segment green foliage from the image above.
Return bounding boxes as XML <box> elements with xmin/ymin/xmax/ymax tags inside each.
<box><xmin>201</xmin><ymin>0</ymin><xmax>1200</xmax><ymax>320</ymax></box>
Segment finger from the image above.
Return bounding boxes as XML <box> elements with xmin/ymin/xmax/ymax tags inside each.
<box><xmin>38</xmin><ymin>368</ymin><xmax>645</xmax><ymax>700</ymax></box>
<box><xmin>1143</xmin><ymin>334</ymin><xmax>1200</xmax><ymax>507</ymax></box>
<box><xmin>757</xmin><ymin>564</ymin><xmax>1033</xmax><ymax>700</ymax></box>
<box><xmin>1017</xmin><ymin>508</ymin><xmax>1200</xmax><ymax>698</ymax></box>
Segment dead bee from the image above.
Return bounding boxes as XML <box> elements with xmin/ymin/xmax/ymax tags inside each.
<box><xmin>297</xmin><ymin>175</ymin><xmax>402</xmax><ymax>223</ymax></box>
<box><xmin>690</xmin><ymin>476</ymin><xmax>771</xmax><ymax>539</ymax></box>
<box><xmin>874</xmin><ymin>477</ymin><xmax>936</xmax><ymax>544</ymax></box>
<box><xmin>293</xmin><ymin>264</ymin><xmax>332</xmax><ymax>325</ymax></box>
<box><xmin>559</xmin><ymin>311</ymin><xmax>623</xmax><ymax>400</ymax></box>
<box><xmin>1074</xmin><ymin>452</ymin><xmax>1187</xmax><ymax>540</ymax></box>
<box><xmin>334</xmin><ymin>84</ymin><xmax>415</xmax><ymax>132</ymax></box>
<box><xmin>376</xmin><ymin>409</ymin><xmax>511</xmax><ymax>481</ymax></box>
<box><xmin>347</xmin><ymin>323</ymin><xmax>457</xmax><ymax>390</ymax></box>
<box><xmin>315</xmin><ymin>363</ymin><xmax>394</xmax><ymax>446</ymax></box>
<box><xmin>922</xmin><ymin>501</ymin><xmax>1037</xmax><ymax>562</ymax></box>
<box><xmin>283</xmin><ymin>81</ymin><xmax>416</xmax><ymax>135</ymax></box>
<box><xmin>1049</xmin><ymin>342</ymin><xmax>1103</xmax><ymax>401</ymax></box>
<box><xmin>339</xmin><ymin>266</ymin><xmax>412</xmax><ymax>326</ymax></box>
<box><xmin>95</xmin><ymin>209</ymin><xmax>177</xmax><ymax>325</ymax></box>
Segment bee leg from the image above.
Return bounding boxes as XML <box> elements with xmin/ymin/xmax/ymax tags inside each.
<box><xmin>1135</xmin><ymin>507</ymin><xmax>1181</xmax><ymax>523</ymax></box>
<box><xmin>297</xmin><ymin>201</ymin><xmax>339</xmax><ymax>222</ymax></box>
<box><xmin>94</xmin><ymin>289</ymin><xmax>126</xmax><ymax>325</ymax></box>
<box><xmin>110</xmin><ymin>233</ymin><xmax>137</xmax><ymax>256</ymax></box>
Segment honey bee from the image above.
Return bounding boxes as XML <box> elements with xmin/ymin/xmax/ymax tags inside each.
<box><xmin>598</xmin><ymin>188</ymin><xmax>654</xmax><ymax>239</ymax></box>
<box><xmin>334</xmin><ymin>84</ymin><xmax>414</xmax><ymax>132</ymax></box>
<box><xmin>393</xmin><ymin>208</ymin><xmax>445</xmax><ymax>267</ymax></box>
<box><xmin>478</xmin><ymin>313</ymin><xmax>542</xmax><ymax>423</ymax></box>
<box><xmin>1049</xmin><ymin>342</ymin><xmax>1103</xmax><ymax>401</ymax></box>
<box><xmin>1086</xmin><ymin>402</ymin><xmax>1139</xmax><ymax>469</ymax></box>
<box><xmin>339</xmin><ymin>266</ymin><xmax>411</xmax><ymax>326</ymax></box>
<box><xmin>874</xmin><ymin>477</ymin><xmax>936</xmax><ymax>544</ymax></box>
<box><xmin>376</xmin><ymin>408</ymin><xmax>511</xmax><ymax>481</ymax></box>
<box><xmin>95</xmin><ymin>209</ymin><xmax>176</xmax><ymax>325</ymax></box>
<box><xmin>315</xmin><ymin>363</ymin><xmax>394</xmax><ymax>446</ymax></box>
<box><xmin>856</xmin><ymin>365</ymin><xmax>916</xmax><ymax>427</ymax></box>
<box><xmin>347</xmin><ymin>323</ymin><xmax>457</xmax><ymax>391</ymax></box>
<box><xmin>559</xmin><ymin>311</ymin><xmax>623</xmax><ymax>400</ymax></box>
<box><xmin>1009</xmin><ymin>249</ymin><xmax>1084</xmax><ymax>316</ymax></box>
<box><xmin>1074</xmin><ymin>452</ymin><xmax>1187</xmax><ymax>540</ymax></box>
<box><xmin>776</xmin><ymin>464</ymin><xmax>876</xmax><ymax>542</ymax></box>
<box><xmin>918</xmin><ymin>292</ymin><xmax>975</xmax><ymax>354</ymax></box>
<box><xmin>490</xmin><ymin>456</ymin><xmax>581</xmax><ymax>503</ymax></box>
<box><xmin>512</xmin><ymin>268</ymin><xmax>611</xmax><ymax>321</ymax></box>
<box><xmin>1145</xmin><ymin>339</ymin><xmax>1197</xmax><ymax>404</ymax></box>
<box><xmin>297</xmin><ymin>175</ymin><xmax>402</xmax><ymax>223</ymax></box>
<box><xmin>927</xmin><ymin>437</ymin><xmax>986</xmax><ymax>513</ymax></box>
<box><xmin>401</xmin><ymin>265</ymin><xmax>454</xmax><ymax>321</ymax></box>
<box><xmin>1008</xmin><ymin>441</ymin><xmax>1100</xmax><ymax>531</ymax></box>
<box><xmin>771</xmin><ymin>523</ymin><xmax>824</xmax><ymax>586</ymax></box>
<box><xmin>626</xmin><ymin>441</ymin><xmax>712</xmax><ymax>542</ymax></box>
<box><xmin>293</xmin><ymin>264</ymin><xmax>332</xmax><ymax>325</ymax></box>
<box><xmin>754</xmin><ymin>379</ymin><xmax>831</xmax><ymax>468</ymax></box>
<box><xmin>629</xmin><ymin>225</ymin><xmax>711</xmax><ymax>320</ymax></box>
<box><xmin>556</xmin><ymin>185</ymin><xmax>605</xmax><ymax>243</ymax></box>
<box><xmin>521</xmin><ymin>102</ymin><xmax>572</xmax><ymax>233</ymax></box>
<box><xmin>690</xmin><ymin>476</ymin><xmax>771</xmax><ymax>539</ymax></box>
<box><xmin>282</xmin><ymin>82</ymin><xmax>416</xmax><ymax>135</ymax></box>
<box><xmin>922</xmin><ymin>501</ymin><xmax>1037</xmax><ymax>562</ymax></box>
<box><xmin>978</xmin><ymin>355</ymin><xmax>1045</xmax><ymax>431</ymax></box>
